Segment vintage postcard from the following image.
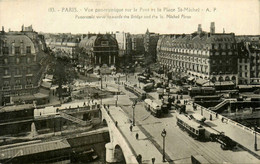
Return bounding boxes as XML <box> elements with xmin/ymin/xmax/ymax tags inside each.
<box><xmin>0</xmin><ymin>0</ymin><xmax>259</xmax><ymax>163</ymax></box>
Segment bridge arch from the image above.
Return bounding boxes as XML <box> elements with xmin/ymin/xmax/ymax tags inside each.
<box><xmin>114</xmin><ymin>144</ymin><xmax>126</xmax><ymax>163</ymax></box>
<box><xmin>101</xmin><ymin>106</ymin><xmax>138</xmax><ymax>164</ymax></box>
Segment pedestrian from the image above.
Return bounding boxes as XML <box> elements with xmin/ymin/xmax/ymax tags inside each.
<box><xmin>108</xmin><ymin>104</ymin><xmax>110</xmax><ymax>109</ymax></box>
<box><xmin>216</xmin><ymin>113</ymin><xmax>218</xmax><ymax>118</ymax></box>
<box><xmin>130</xmin><ymin>125</ymin><xmax>133</xmax><ymax>132</ymax></box>
<box><xmin>115</xmin><ymin>121</ymin><xmax>118</xmax><ymax>127</ymax></box>
<box><xmin>152</xmin><ymin>157</ymin><xmax>155</xmax><ymax>164</ymax></box>
<box><xmin>136</xmin><ymin>133</ymin><xmax>139</xmax><ymax>140</ymax></box>
<box><xmin>136</xmin><ymin>154</ymin><xmax>142</xmax><ymax>164</ymax></box>
<box><xmin>221</xmin><ymin>117</ymin><xmax>224</xmax><ymax>123</ymax></box>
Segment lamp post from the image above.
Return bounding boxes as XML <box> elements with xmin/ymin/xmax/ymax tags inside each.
<box><xmin>254</xmin><ymin>122</ymin><xmax>258</xmax><ymax>151</ymax></box>
<box><xmin>161</xmin><ymin>129</ymin><xmax>167</xmax><ymax>162</ymax></box>
<box><xmin>100</xmin><ymin>73</ymin><xmax>103</xmax><ymax>89</ymax></box>
<box><xmin>132</xmin><ymin>101</ymin><xmax>137</xmax><ymax>126</ymax></box>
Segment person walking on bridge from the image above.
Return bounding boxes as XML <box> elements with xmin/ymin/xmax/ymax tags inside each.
<box><xmin>136</xmin><ymin>133</ymin><xmax>139</xmax><ymax>140</ymax></box>
<box><xmin>130</xmin><ymin>125</ymin><xmax>133</xmax><ymax>132</ymax></box>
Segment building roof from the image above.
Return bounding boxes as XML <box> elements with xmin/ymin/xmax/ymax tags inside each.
<box><xmin>79</xmin><ymin>35</ymin><xmax>97</xmax><ymax>48</ymax></box>
<box><xmin>0</xmin><ymin>34</ymin><xmax>36</xmax><ymax>54</ymax></box>
<box><xmin>0</xmin><ymin>140</ymin><xmax>70</xmax><ymax>160</ymax></box>
<box><xmin>0</xmin><ymin>104</ymin><xmax>34</xmax><ymax>113</ymax></box>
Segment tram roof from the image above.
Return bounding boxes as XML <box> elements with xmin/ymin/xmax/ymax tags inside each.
<box><xmin>177</xmin><ymin>114</ymin><xmax>203</xmax><ymax>129</ymax></box>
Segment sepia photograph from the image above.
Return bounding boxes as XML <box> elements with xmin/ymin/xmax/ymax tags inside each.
<box><xmin>0</xmin><ymin>0</ymin><xmax>259</xmax><ymax>163</ymax></box>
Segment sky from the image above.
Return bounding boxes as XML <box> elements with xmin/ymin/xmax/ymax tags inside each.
<box><xmin>0</xmin><ymin>0</ymin><xmax>259</xmax><ymax>35</ymax></box>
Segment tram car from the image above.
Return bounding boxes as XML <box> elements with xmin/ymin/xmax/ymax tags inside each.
<box><xmin>124</xmin><ymin>83</ymin><xmax>146</xmax><ymax>100</ymax></box>
<box><xmin>188</xmin><ymin>87</ymin><xmax>216</xmax><ymax>97</ymax></box>
<box><xmin>144</xmin><ymin>99</ymin><xmax>162</xmax><ymax>117</ymax></box>
<box><xmin>138</xmin><ymin>76</ymin><xmax>148</xmax><ymax>83</ymax></box>
<box><xmin>176</xmin><ymin>115</ymin><xmax>205</xmax><ymax>140</ymax></box>
<box><xmin>142</xmin><ymin>83</ymin><xmax>154</xmax><ymax>92</ymax></box>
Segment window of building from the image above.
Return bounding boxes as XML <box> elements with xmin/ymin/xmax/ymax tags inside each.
<box><xmin>26</xmin><ymin>78</ymin><xmax>32</xmax><ymax>84</ymax></box>
<box><xmin>27</xmin><ymin>67</ymin><xmax>31</xmax><ymax>74</ymax></box>
<box><xmin>15</xmin><ymin>68</ymin><xmax>21</xmax><ymax>75</ymax></box>
<box><xmin>3</xmin><ymin>47</ymin><xmax>9</xmax><ymax>54</ymax></box>
<box><xmin>4</xmin><ymin>58</ymin><xmax>8</xmax><ymax>64</ymax></box>
<box><xmin>245</xmin><ymin>65</ymin><xmax>247</xmax><ymax>70</ymax></box>
<box><xmin>245</xmin><ymin>72</ymin><xmax>248</xmax><ymax>77</ymax></box>
<box><xmin>26</xmin><ymin>46</ymin><xmax>31</xmax><ymax>53</ymax></box>
<box><xmin>15</xmin><ymin>47</ymin><xmax>20</xmax><ymax>54</ymax></box>
<box><xmin>239</xmin><ymin>65</ymin><xmax>242</xmax><ymax>70</ymax></box>
<box><xmin>101</xmin><ymin>41</ymin><xmax>109</xmax><ymax>46</ymax></box>
<box><xmin>244</xmin><ymin>59</ymin><xmax>247</xmax><ymax>63</ymax></box>
<box><xmin>15</xmin><ymin>79</ymin><xmax>21</xmax><ymax>85</ymax></box>
<box><xmin>3</xmin><ymin>81</ymin><xmax>10</xmax><ymax>86</ymax></box>
<box><xmin>27</xmin><ymin>57</ymin><xmax>31</xmax><ymax>64</ymax></box>
<box><xmin>16</xmin><ymin>58</ymin><xmax>20</xmax><ymax>64</ymax></box>
<box><xmin>212</xmin><ymin>44</ymin><xmax>215</xmax><ymax>49</ymax></box>
<box><xmin>4</xmin><ymin>69</ymin><xmax>9</xmax><ymax>76</ymax></box>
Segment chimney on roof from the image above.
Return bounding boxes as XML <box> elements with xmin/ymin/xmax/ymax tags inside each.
<box><xmin>198</xmin><ymin>24</ymin><xmax>202</xmax><ymax>34</ymax></box>
<box><xmin>223</xmin><ymin>28</ymin><xmax>225</xmax><ymax>33</ymax></box>
<box><xmin>2</xmin><ymin>26</ymin><xmax>4</xmax><ymax>32</ymax></box>
<box><xmin>210</xmin><ymin>22</ymin><xmax>215</xmax><ymax>33</ymax></box>
<box><xmin>21</xmin><ymin>24</ymin><xmax>24</xmax><ymax>31</ymax></box>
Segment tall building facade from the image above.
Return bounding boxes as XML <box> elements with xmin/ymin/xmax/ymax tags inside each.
<box><xmin>144</xmin><ymin>29</ymin><xmax>159</xmax><ymax>64</ymax></box>
<box><xmin>237</xmin><ymin>36</ymin><xmax>260</xmax><ymax>84</ymax></box>
<box><xmin>130</xmin><ymin>34</ymin><xmax>145</xmax><ymax>63</ymax></box>
<box><xmin>157</xmin><ymin>23</ymin><xmax>238</xmax><ymax>85</ymax></box>
<box><xmin>46</xmin><ymin>36</ymin><xmax>80</xmax><ymax>59</ymax></box>
<box><xmin>0</xmin><ymin>26</ymin><xmax>49</xmax><ymax>105</ymax></box>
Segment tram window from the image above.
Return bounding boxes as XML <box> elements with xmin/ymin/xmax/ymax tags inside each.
<box><xmin>195</xmin><ymin>130</ymin><xmax>198</xmax><ymax>134</ymax></box>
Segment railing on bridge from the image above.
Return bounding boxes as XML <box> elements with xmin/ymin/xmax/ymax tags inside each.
<box><xmin>195</xmin><ymin>103</ymin><xmax>260</xmax><ymax>136</ymax></box>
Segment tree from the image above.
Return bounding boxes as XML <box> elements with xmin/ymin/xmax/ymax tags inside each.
<box><xmin>53</xmin><ymin>53</ymin><xmax>78</xmax><ymax>99</ymax></box>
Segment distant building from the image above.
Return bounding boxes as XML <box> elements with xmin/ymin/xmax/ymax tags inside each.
<box><xmin>130</xmin><ymin>34</ymin><xmax>145</xmax><ymax>63</ymax></box>
<box><xmin>0</xmin><ymin>25</ymin><xmax>50</xmax><ymax>105</ymax></box>
<box><xmin>237</xmin><ymin>36</ymin><xmax>260</xmax><ymax>84</ymax></box>
<box><xmin>157</xmin><ymin>22</ymin><xmax>238</xmax><ymax>86</ymax></box>
<box><xmin>144</xmin><ymin>29</ymin><xmax>159</xmax><ymax>64</ymax></box>
<box><xmin>45</xmin><ymin>34</ymin><xmax>80</xmax><ymax>59</ymax></box>
<box><xmin>114</xmin><ymin>31</ymin><xmax>131</xmax><ymax>67</ymax></box>
<box><xmin>78</xmin><ymin>34</ymin><xmax>119</xmax><ymax>72</ymax></box>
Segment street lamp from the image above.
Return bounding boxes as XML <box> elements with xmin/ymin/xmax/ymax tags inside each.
<box><xmin>254</xmin><ymin>122</ymin><xmax>258</xmax><ymax>151</ymax></box>
<box><xmin>132</xmin><ymin>101</ymin><xmax>137</xmax><ymax>126</ymax></box>
<box><xmin>161</xmin><ymin>129</ymin><xmax>167</xmax><ymax>162</ymax></box>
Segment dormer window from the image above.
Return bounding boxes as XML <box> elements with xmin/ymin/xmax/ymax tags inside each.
<box><xmin>26</xmin><ymin>46</ymin><xmax>31</xmax><ymax>53</ymax></box>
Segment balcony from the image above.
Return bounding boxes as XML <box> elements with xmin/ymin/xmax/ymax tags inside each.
<box><xmin>2</xmin><ymin>86</ymin><xmax>11</xmax><ymax>91</ymax></box>
<box><xmin>3</xmin><ymin>75</ymin><xmax>11</xmax><ymax>79</ymax></box>
<box><xmin>26</xmin><ymin>74</ymin><xmax>33</xmax><ymax>77</ymax></box>
<box><xmin>14</xmin><ymin>85</ymin><xmax>22</xmax><ymax>90</ymax></box>
<box><xmin>25</xmin><ymin>84</ymin><xmax>33</xmax><ymax>89</ymax></box>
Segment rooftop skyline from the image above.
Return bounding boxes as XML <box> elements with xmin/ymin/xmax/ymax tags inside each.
<box><xmin>0</xmin><ymin>0</ymin><xmax>259</xmax><ymax>35</ymax></box>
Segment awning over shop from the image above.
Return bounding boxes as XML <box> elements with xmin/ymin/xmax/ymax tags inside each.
<box><xmin>195</xmin><ymin>78</ymin><xmax>209</xmax><ymax>86</ymax></box>
<box><xmin>45</xmin><ymin>74</ymin><xmax>53</xmax><ymax>80</ymax></box>
<box><xmin>41</xmin><ymin>81</ymin><xmax>52</xmax><ymax>89</ymax></box>
<box><xmin>12</xmin><ymin>95</ymin><xmax>35</xmax><ymax>102</ymax></box>
<box><xmin>34</xmin><ymin>93</ymin><xmax>49</xmax><ymax>99</ymax></box>
<box><xmin>203</xmin><ymin>81</ymin><xmax>235</xmax><ymax>87</ymax></box>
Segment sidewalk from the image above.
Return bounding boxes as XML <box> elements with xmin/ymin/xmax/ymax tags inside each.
<box><xmin>186</xmin><ymin>103</ymin><xmax>260</xmax><ymax>158</ymax></box>
<box><xmin>109</xmin><ymin>106</ymin><xmax>166</xmax><ymax>164</ymax></box>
